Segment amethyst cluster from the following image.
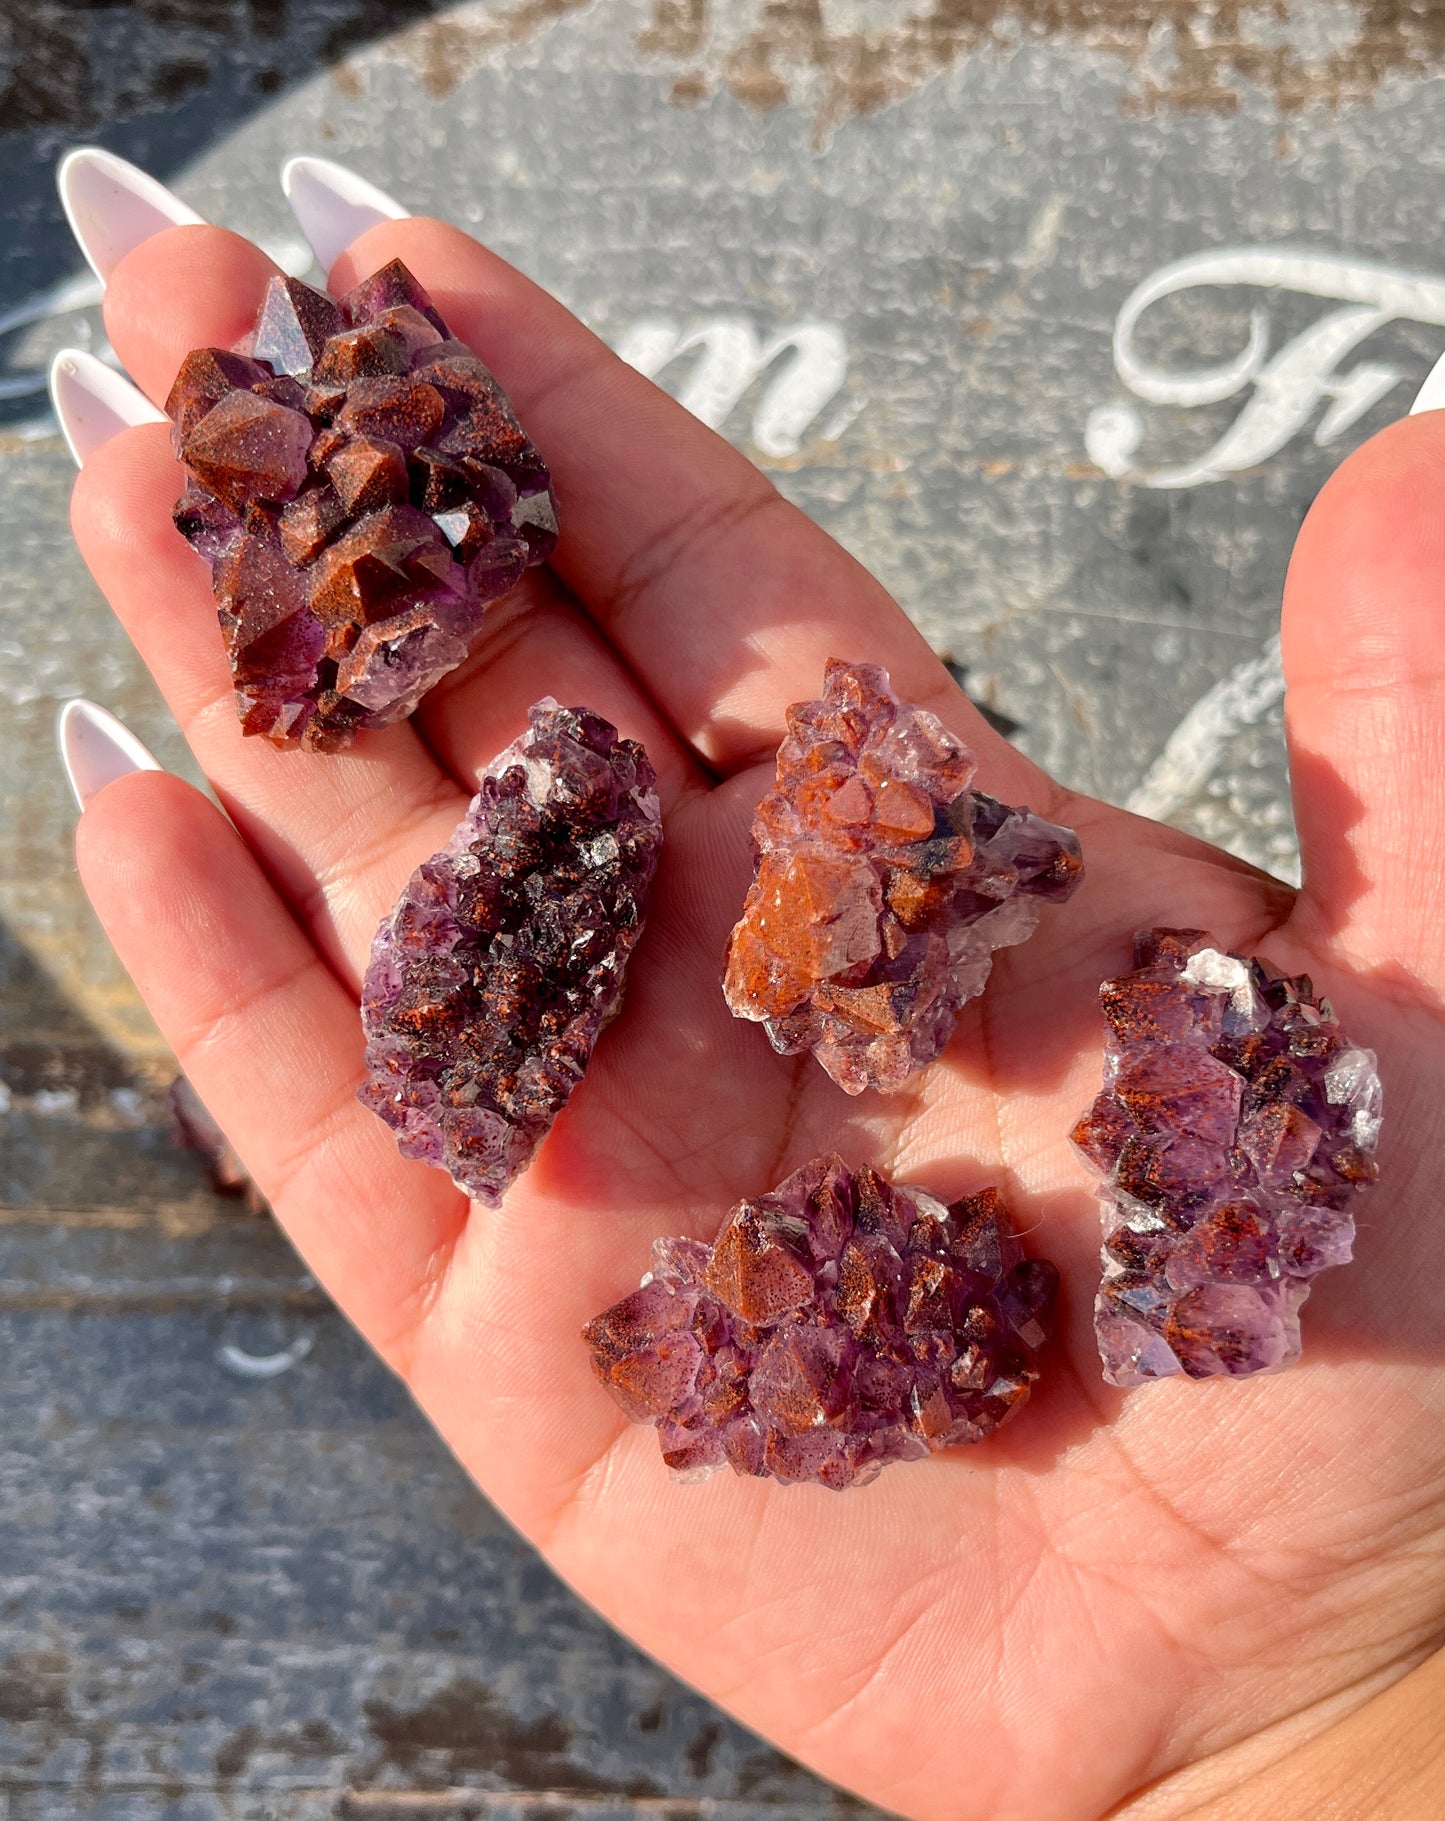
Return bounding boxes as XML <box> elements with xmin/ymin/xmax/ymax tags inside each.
<box><xmin>723</xmin><ymin>661</ymin><xmax>1082</xmax><ymax>1093</ymax></box>
<box><xmin>584</xmin><ymin>1154</ymin><xmax>1057</xmax><ymax>1489</ymax></box>
<box><xmin>1072</xmin><ymin>929</ymin><xmax>1382</xmax><ymax>1385</ymax></box>
<box><xmin>358</xmin><ymin>700</ymin><xmax>662</xmax><ymax>1205</ymax></box>
<box><xmin>169</xmin><ymin>261</ymin><xmax>556</xmax><ymax>750</ymax></box>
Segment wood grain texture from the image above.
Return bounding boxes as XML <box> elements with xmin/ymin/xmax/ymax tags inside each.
<box><xmin>4</xmin><ymin>0</ymin><xmax>1444</xmax><ymax>1811</ymax></box>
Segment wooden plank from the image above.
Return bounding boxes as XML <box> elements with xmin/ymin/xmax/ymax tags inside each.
<box><xmin>1</xmin><ymin>1285</ymin><xmax>859</xmax><ymax>1812</ymax></box>
<box><xmin>0</xmin><ymin>959</ymin><xmax>849</xmax><ymax>1812</ymax></box>
<box><xmin>9</xmin><ymin>0</ymin><xmax>1435</xmax><ymax>1808</ymax></box>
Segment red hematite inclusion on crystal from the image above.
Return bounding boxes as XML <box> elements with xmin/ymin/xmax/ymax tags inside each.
<box><xmin>1073</xmin><ymin>929</ymin><xmax>1383</xmax><ymax>1386</ymax></box>
<box><xmin>357</xmin><ymin>700</ymin><xmax>662</xmax><ymax>1207</ymax></box>
<box><xmin>723</xmin><ymin>661</ymin><xmax>1083</xmax><ymax>1093</ymax></box>
<box><xmin>584</xmin><ymin>1154</ymin><xmax>1058</xmax><ymax>1489</ymax></box>
<box><xmin>168</xmin><ymin>261</ymin><xmax>557</xmax><ymax>751</ymax></box>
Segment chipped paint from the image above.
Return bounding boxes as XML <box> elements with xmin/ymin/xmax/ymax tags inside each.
<box><xmin>294</xmin><ymin>0</ymin><xmax>1445</xmax><ymax>139</ymax></box>
<box><xmin>633</xmin><ymin>0</ymin><xmax>1445</xmax><ymax>141</ymax></box>
<box><xmin>217</xmin><ymin>1335</ymin><xmax>315</xmax><ymax>1377</ymax></box>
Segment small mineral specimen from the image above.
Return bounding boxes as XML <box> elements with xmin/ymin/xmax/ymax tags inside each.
<box><xmin>584</xmin><ymin>1153</ymin><xmax>1057</xmax><ymax>1489</ymax></box>
<box><xmin>723</xmin><ymin>661</ymin><xmax>1083</xmax><ymax>1093</ymax></box>
<box><xmin>169</xmin><ymin>263</ymin><xmax>557</xmax><ymax>750</ymax></box>
<box><xmin>1072</xmin><ymin>928</ymin><xmax>1382</xmax><ymax>1386</ymax></box>
<box><xmin>358</xmin><ymin>700</ymin><xmax>662</xmax><ymax>1205</ymax></box>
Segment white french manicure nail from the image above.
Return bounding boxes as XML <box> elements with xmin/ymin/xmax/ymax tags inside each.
<box><xmin>1410</xmin><ymin>350</ymin><xmax>1445</xmax><ymax>416</ymax></box>
<box><xmin>58</xmin><ymin>147</ymin><xmax>204</xmax><ymax>286</ymax></box>
<box><xmin>281</xmin><ymin>155</ymin><xmax>409</xmax><ymax>274</ymax></box>
<box><xmin>49</xmin><ymin>349</ymin><xmax>165</xmax><ymax>468</ymax></box>
<box><xmin>57</xmin><ymin>699</ymin><xmax>163</xmax><ymax>813</ymax></box>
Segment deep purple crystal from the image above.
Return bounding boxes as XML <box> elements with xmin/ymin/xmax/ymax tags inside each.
<box><xmin>358</xmin><ymin>700</ymin><xmax>662</xmax><ymax>1205</ymax></box>
<box><xmin>723</xmin><ymin>661</ymin><xmax>1083</xmax><ymax>1093</ymax></box>
<box><xmin>584</xmin><ymin>1154</ymin><xmax>1057</xmax><ymax>1489</ymax></box>
<box><xmin>168</xmin><ymin>261</ymin><xmax>557</xmax><ymax>751</ymax></box>
<box><xmin>1072</xmin><ymin>928</ymin><xmax>1382</xmax><ymax>1386</ymax></box>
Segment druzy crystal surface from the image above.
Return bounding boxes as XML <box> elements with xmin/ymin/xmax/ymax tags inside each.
<box><xmin>723</xmin><ymin>661</ymin><xmax>1083</xmax><ymax>1093</ymax></box>
<box><xmin>169</xmin><ymin>262</ymin><xmax>557</xmax><ymax>750</ymax></box>
<box><xmin>1073</xmin><ymin>929</ymin><xmax>1382</xmax><ymax>1386</ymax></box>
<box><xmin>358</xmin><ymin>701</ymin><xmax>662</xmax><ymax>1204</ymax></box>
<box><xmin>584</xmin><ymin>1153</ymin><xmax>1057</xmax><ymax>1489</ymax></box>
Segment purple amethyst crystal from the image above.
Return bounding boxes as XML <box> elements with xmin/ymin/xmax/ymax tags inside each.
<box><xmin>584</xmin><ymin>1154</ymin><xmax>1057</xmax><ymax>1489</ymax></box>
<box><xmin>168</xmin><ymin>262</ymin><xmax>557</xmax><ymax>751</ymax></box>
<box><xmin>1072</xmin><ymin>929</ymin><xmax>1382</xmax><ymax>1386</ymax></box>
<box><xmin>722</xmin><ymin>661</ymin><xmax>1083</xmax><ymax>1093</ymax></box>
<box><xmin>358</xmin><ymin>700</ymin><xmax>662</xmax><ymax>1204</ymax></box>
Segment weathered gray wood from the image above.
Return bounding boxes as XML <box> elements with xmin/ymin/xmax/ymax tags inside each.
<box><xmin>4</xmin><ymin>0</ymin><xmax>1443</xmax><ymax>1811</ymax></box>
<box><xmin>0</xmin><ymin>1216</ymin><xmax>860</xmax><ymax>1812</ymax></box>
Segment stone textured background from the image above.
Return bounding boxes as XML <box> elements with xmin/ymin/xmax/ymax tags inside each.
<box><xmin>2</xmin><ymin>1</ymin><xmax>1442</xmax><ymax>1813</ymax></box>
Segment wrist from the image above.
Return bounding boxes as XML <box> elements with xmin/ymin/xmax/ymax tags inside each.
<box><xmin>1112</xmin><ymin>1645</ymin><xmax>1445</xmax><ymax>1821</ymax></box>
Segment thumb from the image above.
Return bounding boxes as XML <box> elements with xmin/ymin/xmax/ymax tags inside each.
<box><xmin>1281</xmin><ymin>407</ymin><xmax>1445</xmax><ymax>991</ymax></box>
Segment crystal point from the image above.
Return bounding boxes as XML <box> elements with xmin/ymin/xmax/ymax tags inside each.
<box><xmin>585</xmin><ymin>1155</ymin><xmax>1057</xmax><ymax>1489</ymax></box>
<box><xmin>1075</xmin><ymin>929</ymin><xmax>1382</xmax><ymax>1386</ymax></box>
<box><xmin>358</xmin><ymin>700</ymin><xmax>663</xmax><ymax>1205</ymax></box>
<box><xmin>168</xmin><ymin>260</ymin><xmax>557</xmax><ymax>750</ymax></box>
<box><xmin>723</xmin><ymin>662</ymin><xmax>1083</xmax><ymax>1092</ymax></box>
<box><xmin>253</xmin><ymin>275</ymin><xmax>345</xmax><ymax>375</ymax></box>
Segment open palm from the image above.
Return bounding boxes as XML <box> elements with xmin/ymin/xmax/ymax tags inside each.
<box><xmin>70</xmin><ymin>213</ymin><xmax>1445</xmax><ymax>1821</ymax></box>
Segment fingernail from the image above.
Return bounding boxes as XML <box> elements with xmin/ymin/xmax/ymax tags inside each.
<box><xmin>1410</xmin><ymin>351</ymin><xmax>1445</xmax><ymax>416</ymax></box>
<box><xmin>58</xmin><ymin>699</ymin><xmax>163</xmax><ymax>813</ymax></box>
<box><xmin>281</xmin><ymin>155</ymin><xmax>409</xmax><ymax>274</ymax></box>
<box><xmin>58</xmin><ymin>146</ymin><xmax>204</xmax><ymax>286</ymax></box>
<box><xmin>49</xmin><ymin>349</ymin><xmax>165</xmax><ymax>468</ymax></box>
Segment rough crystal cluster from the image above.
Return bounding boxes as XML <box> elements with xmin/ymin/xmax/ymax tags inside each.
<box><xmin>169</xmin><ymin>261</ymin><xmax>557</xmax><ymax>750</ymax></box>
<box><xmin>358</xmin><ymin>700</ymin><xmax>662</xmax><ymax>1204</ymax></box>
<box><xmin>723</xmin><ymin>661</ymin><xmax>1083</xmax><ymax>1093</ymax></box>
<box><xmin>1072</xmin><ymin>929</ymin><xmax>1382</xmax><ymax>1386</ymax></box>
<box><xmin>584</xmin><ymin>1153</ymin><xmax>1057</xmax><ymax>1489</ymax></box>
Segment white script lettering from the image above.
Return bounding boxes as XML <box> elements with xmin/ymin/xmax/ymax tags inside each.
<box><xmin>1086</xmin><ymin>248</ymin><xmax>1445</xmax><ymax>487</ymax></box>
<box><xmin>615</xmin><ymin>316</ymin><xmax>853</xmax><ymax>458</ymax></box>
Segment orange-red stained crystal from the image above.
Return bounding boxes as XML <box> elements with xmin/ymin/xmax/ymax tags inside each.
<box><xmin>723</xmin><ymin>661</ymin><xmax>1083</xmax><ymax>1093</ymax></box>
<box><xmin>167</xmin><ymin>260</ymin><xmax>558</xmax><ymax>750</ymax></box>
<box><xmin>584</xmin><ymin>1154</ymin><xmax>1058</xmax><ymax>1489</ymax></box>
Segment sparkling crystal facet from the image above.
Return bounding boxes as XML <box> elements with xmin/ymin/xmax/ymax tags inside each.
<box><xmin>584</xmin><ymin>1154</ymin><xmax>1057</xmax><ymax>1489</ymax></box>
<box><xmin>1073</xmin><ymin>928</ymin><xmax>1383</xmax><ymax>1386</ymax></box>
<box><xmin>358</xmin><ymin>700</ymin><xmax>662</xmax><ymax>1205</ymax></box>
<box><xmin>723</xmin><ymin>661</ymin><xmax>1083</xmax><ymax>1093</ymax></box>
<box><xmin>169</xmin><ymin>261</ymin><xmax>557</xmax><ymax>750</ymax></box>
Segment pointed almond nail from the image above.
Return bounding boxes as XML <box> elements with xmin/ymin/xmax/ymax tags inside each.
<box><xmin>281</xmin><ymin>155</ymin><xmax>409</xmax><ymax>274</ymax></box>
<box><xmin>49</xmin><ymin>349</ymin><xmax>165</xmax><ymax>468</ymax></box>
<box><xmin>58</xmin><ymin>147</ymin><xmax>204</xmax><ymax>286</ymax></box>
<box><xmin>58</xmin><ymin>699</ymin><xmax>164</xmax><ymax>813</ymax></box>
<box><xmin>1410</xmin><ymin>350</ymin><xmax>1445</xmax><ymax>416</ymax></box>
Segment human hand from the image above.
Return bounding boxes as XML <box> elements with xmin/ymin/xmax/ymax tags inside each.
<box><xmin>58</xmin><ymin>172</ymin><xmax>1445</xmax><ymax>1821</ymax></box>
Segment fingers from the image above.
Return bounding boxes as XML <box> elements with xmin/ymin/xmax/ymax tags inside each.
<box><xmin>69</xmin><ymin>423</ymin><xmax>469</xmax><ymax>988</ymax></box>
<box><xmin>410</xmin><ymin>570</ymin><xmax>706</xmax><ymax>812</ymax></box>
<box><xmin>315</xmin><ymin>214</ymin><xmax>1053</xmax><ymax>804</ymax></box>
<box><xmin>85</xmin><ymin>154</ymin><xmax>1051</xmax><ymax>812</ymax></box>
<box><xmin>58</xmin><ymin>697</ymin><xmax>164</xmax><ymax>811</ymax></box>
<box><xmin>102</xmin><ymin>220</ymin><xmax>277</xmax><ymax>403</ymax></box>
<box><xmin>75</xmin><ymin>770</ymin><xmax>465</xmax><ymax>1362</ymax></box>
<box><xmin>70</xmin><ymin>214</ymin><xmax>476</xmax><ymax>987</ymax></box>
<box><xmin>80</xmin><ymin>217</ymin><xmax>701</xmax><ymax>983</ymax></box>
<box><xmin>50</xmin><ymin>348</ymin><xmax>165</xmax><ymax>466</ymax></box>
<box><xmin>1281</xmin><ymin>411</ymin><xmax>1445</xmax><ymax>985</ymax></box>
<box><xmin>58</xmin><ymin>145</ymin><xmax>203</xmax><ymax>284</ymax></box>
<box><xmin>281</xmin><ymin>154</ymin><xmax>408</xmax><ymax>271</ymax></box>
